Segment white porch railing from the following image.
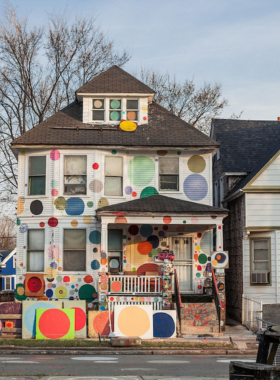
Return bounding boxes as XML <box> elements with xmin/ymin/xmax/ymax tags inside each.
<box><xmin>242</xmin><ymin>294</ymin><xmax>263</xmax><ymax>332</ymax></box>
<box><xmin>108</xmin><ymin>275</ymin><xmax>162</xmax><ymax>294</ymax></box>
<box><xmin>109</xmin><ymin>296</ymin><xmax>163</xmax><ymax>311</ymax></box>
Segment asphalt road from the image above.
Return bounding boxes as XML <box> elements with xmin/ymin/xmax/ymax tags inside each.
<box><xmin>0</xmin><ymin>354</ymin><xmax>256</xmax><ymax>378</ymax></box>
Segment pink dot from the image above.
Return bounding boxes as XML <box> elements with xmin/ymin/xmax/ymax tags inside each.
<box><xmin>51</xmin><ymin>189</ymin><xmax>58</xmax><ymax>196</ymax></box>
<box><xmin>191</xmin><ymin>216</ymin><xmax>199</xmax><ymax>224</ymax></box>
<box><xmin>50</xmin><ymin>150</ymin><xmax>60</xmax><ymax>161</ymax></box>
<box><xmin>92</xmin><ymin>163</ymin><xmax>99</xmax><ymax>170</ymax></box>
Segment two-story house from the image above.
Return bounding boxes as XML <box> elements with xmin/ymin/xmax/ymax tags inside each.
<box><xmin>0</xmin><ymin>249</ymin><xmax>16</xmax><ymax>291</ymax></box>
<box><xmin>12</xmin><ymin>66</ymin><xmax>228</xmax><ymax>333</ymax></box>
<box><xmin>212</xmin><ymin>118</ymin><xmax>280</xmax><ymax>322</ymax></box>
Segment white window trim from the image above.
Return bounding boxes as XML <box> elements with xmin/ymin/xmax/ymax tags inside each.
<box><xmin>102</xmin><ymin>155</ymin><xmax>125</xmax><ymax>198</ymax></box>
<box><xmin>5</xmin><ymin>276</ymin><xmax>11</xmax><ymax>290</ymax></box>
<box><xmin>25</xmin><ymin>153</ymin><xmax>49</xmax><ymax>198</ymax></box>
<box><xmin>91</xmin><ymin>97</ymin><xmax>140</xmax><ymax>124</ymax></box>
<box><xmin>251</xmin><ymin>238</ymin><xmax>270</xmax><ymax>273</ymax></box>
<box><xmin>24</xmin><ymin>228</ymin><xmax>46</xmax><ymax>273</ymax></box>
<box><xmin>158</xmin><ymin>156</ymin><xmax>182</xmax><ymax>194</ymax></box>
<box><xmin>60</xmin><ymin>227</ymin><xmax>89</xmax><ymax>274</ymax></box>
<box><xmin>61</xmin><ymin>154</ymin><xmax>89</xmax><ymax>197</ymax></box>
<box><xmin>92</xmin><ymin>98</ymin><xmax>106</xmax><ymax>122</ymax></box>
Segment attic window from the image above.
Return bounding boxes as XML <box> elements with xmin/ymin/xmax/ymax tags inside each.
<box><xmin>126</xmin><ymin>100</ymin><xmax>138</xmax><ymax>121</ymax></box>
<box><xmin>109</xmin><ymin>99</ymin><xmax>122</xmax><ymax>121</ymax></box>
<box><xmin>92</xmin><ymin>99</ymin><xmax>105</xmax><ymax>121</ymax></box>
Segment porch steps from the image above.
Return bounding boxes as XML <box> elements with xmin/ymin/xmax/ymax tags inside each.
<box><xmin>179</xmin><ymin>302</ymin><xmax>220</xmax><ymax>335</ymax></box>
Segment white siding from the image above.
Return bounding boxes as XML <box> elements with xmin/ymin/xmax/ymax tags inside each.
<box><xmin>247</xmin><ymin>193</ymin><xmax>280</xmax><ymax>227</ymax></box>
<box><xmin>252</xmin><ymin>153</ymin><xmax>280</xmax><ymax>187</ymax></box>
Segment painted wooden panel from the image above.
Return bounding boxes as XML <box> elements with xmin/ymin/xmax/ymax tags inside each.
<box><xmin>88</xmin><ymin>310</ymin><xmax>114</xmax><ymax>338</ymax></box>
<box><xmin>64</xmin><ymin>300</ymin><xmax>86</xmax><ymax>339</ymax></box>
<box><xmin>251</xmin><ymin>153</ymin><xmax>280</xmax><ymax>187</ymax></box>
<box><xmin>153</xmin><ymin>310</ymin><xmax>176</xmax><ymax>338</ymax></box>
<box><xmin>114</xmin><ymin>305</ymin><xmax>153</xmax><ymax>339</ymax></box>
<box><xmin>36</xmin><ymin>308</ymin><xmax>75</xmax><ymax>339</ymax></box>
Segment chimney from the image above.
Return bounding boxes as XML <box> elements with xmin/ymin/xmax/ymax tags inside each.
<box><xmin>278</xmin><ymin>117</ymin><xmax>280</xmax><ymax>121</ymax></box>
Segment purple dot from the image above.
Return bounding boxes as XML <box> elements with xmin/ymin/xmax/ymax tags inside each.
<box><xmin>125</xmin><ymin>186</ymin><xmax>133</xmax><ymax>195</ymax></box>
<box><xmin>177</xmin><ymin>151</ymin><xmax>181</xmax><ymax>155</ymax></box>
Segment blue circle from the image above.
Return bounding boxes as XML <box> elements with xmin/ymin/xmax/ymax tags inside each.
<box><xmin>89</xmin><ymin>230</ymin><xmax>101</xmax><ymax>244</ymax></box>
<box><xmin>46</xmin><ymin>289</ymin><xmax>53</xmax><ymax>298</ymax></box>
<box><xmin>65</xmin><ymin>197</ymin><xmax>85</xmax><ymax>216</ymax></box>
<box><xmin>91</xmin><ymin>260</ymin><xmax>100</xmax><ymax>270</ymax></box>
<box><xmin>50</xmin><ymin>262</ymin><xmax>57</xmax><ymax>269</ymax></box>
<box><xmin>140</xmin><ymin>224</ymin><xmax>153</xmax><ymax>237</ymax></box>
<box><xmin>52</xmin><ymin>284</ymin><xmax>56</xmax><ymax>288</ymax></box>
<box><xmin>147</xmin><ymin>235</ymin><xmax>159</xmax><ymax>249</ymax></box>
<box><xmin>71</xmin><ymin>285</ymin><xmax>75</xmax><ymax>289</ymax></box>
<box><xmin>23</xmin><ymin>302</ymin><xmax>56</xmax><ymax>336</ymax></box>
<box><xmin>183</xmin><ymin>174</ymin><xmax>208</xmax><ymax>201</ymax></box>
<box><xmin>100</xmin><ymin>306</ymin><xmax>105</xmax><ymax>311</ymax></box>
<box><xmin>158</xmin><ymin>230</ymin><xmax>165</xmax><ymax>237</ymax></box>
<box><xmin>153</xmin><ymin>312</ymin><xmax>176</xmax><ymax>338</ymax></box>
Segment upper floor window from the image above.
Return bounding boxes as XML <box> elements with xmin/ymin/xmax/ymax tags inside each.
<box><xmin>105</xmin><ymin>156</ymin><xmax>123</xmax><ymax>196</ymax></box>
<box><xmin>108</xmin><ymin>229</ymin><xmax>123</xmax><ymax>274</ymax></box>
<box><xmin>91</xmin><ymin>98</ymin><xmax>139</xmax><ymax>123</ymax></box>
<box><xmin>126</xmin><ymin>100</ymin><xmax>138</xmax><ymax>121</ymax></box>
<box><xmin>64</xmin><ymin>156</ymin><xmax>87</xmax><ymax>195</ymax></box>
<box><xmin>63</xmin><ymin>229</ymin><xmax>86</xmax><ymax>272</ymax></box>
<box><xmin>109</xmin><ymin>99</ymin><xmax>122</xmax><ymax>121</ymax></box>
<box><xmin>251</xmin><ymin>238</ymin><xmax>270</xmax><ymax>285</ymax></box>
<box><xmin>28</xmin><ymin>156</ymin><xmax>46</xmax><ymax>195</ymax></box>
<box><xmin>159</xmin><ymin>157</ymin><xmax>179</xmax><ymax>191</ymax></box>
<box><xmin>92</xmin><ymin>99</ymin><xmax>105</xmax><ymax>121</ymax></box>
<box><xmin>27</xmin><ymin>229</ymin><xmax>45</xmax><ymax>272</ymax></box>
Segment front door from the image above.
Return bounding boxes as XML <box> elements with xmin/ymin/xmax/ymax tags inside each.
<box><xmin>171</xmin><ymin>237</ymin><xmax>193</xmax><ymax>292</ymax></box>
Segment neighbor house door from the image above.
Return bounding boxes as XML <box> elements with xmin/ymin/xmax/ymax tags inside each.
<box><xmin>171</xmin><ymin>237</ymin><xmax>193</xmax><ymax>292</ymax></box>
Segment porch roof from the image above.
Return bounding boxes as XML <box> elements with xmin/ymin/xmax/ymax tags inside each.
<box><xmin>96</xmin><ymin>194</ymin><xmax>228</xmax><ymax>215</ymax></box>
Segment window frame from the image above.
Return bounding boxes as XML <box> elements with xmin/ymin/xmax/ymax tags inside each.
<box><xmin>62</xmin><ymin>228</ymin><xmax>87</xmax><ymax>273</ymax></box>
<box><xmin>63</xmin><ymin>155</ymin><xmax>88</xmax><ymax>196</ymax></box>
<box><xmin>27</xmin><ymin>155</ymin><xmax>47</xmax><ymax>197</ymax></box>
<box><xmin>108</xmin><ymin>229</ymin><xmax>123</xmax><ymax>274</ymax></box>
<box><xmin>26</xmin><ymin>229</ymin><xmax>45</xmax><ymax>273</ymax></box>
<box><xmin>91</xmin><ymin>98</ymin><xmax>141</xmax><ymax>124</ymax></box>
<box><xmin>109</xmin><ymin>98</ymin><xmax>122</xmax><ymax>122</ymax></box>
<box><xmin>104</xmin><ymin>155</ymin><xmax>124</xmax><ymax>197</ymax></box>
<box><xmin>92</xmin><ymin>98</ymin><xmax>105</xmax><ymax>122</ymax></box>
<box><xmin>126</xmin><ymin>99</ymin><xmax>139</xmax><ymax>122</ymax></box>
<box><xmin>158</xmin><ymin>157</ymin><xmax>180</xmax><ymax>192</ymax></box>
<box><xmin>5</xmin><ymin>277</ymin><xmax>11</xmax><ymax>290</ymax></box>
<box><xmin>250</xmin><ymin>237</ymin><xmax>271</xmax><ymax>286</ymax></box>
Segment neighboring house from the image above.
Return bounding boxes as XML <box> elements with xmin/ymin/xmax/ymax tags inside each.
<box><xmin>11</xmin><ymin>66</ymin><xmax>227</xmax><ymax>323</ymax></box>
<box><xmin>211</xmin><ymin>118</ymin><xmax>280</xmax><ymax>322</ymax></box>
<box><xmin>0</xmin><ymin>249</ymin><xmax>16</xmax><ymax>291</ymax></box>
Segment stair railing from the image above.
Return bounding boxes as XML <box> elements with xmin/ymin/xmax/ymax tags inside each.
<box><xmin>174</xmin><ymin>269</ymin><xmax>182</xmax><ymax>332</ymax></box>
<box><xmin>212</xmin><ymin>268</ymin><xmax>221</xmax><ymax>333</ymax></box>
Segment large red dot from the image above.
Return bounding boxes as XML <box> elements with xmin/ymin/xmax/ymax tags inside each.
<box><xmin>71</xmin><ymin>307</ymin><xmax>86</xmax><ymax>331</ymax></box>
<box><xmin>111</xmin><ymin>281</ymin><xmax>122</xmax><ymax>292</ymax></box>
<box><xmin>39</xmin><ymin>222</ymin><xmax>45</xmax><ymax>228</ymax></box>
<box><xmin>63</xmin><ymin>276</ymin><xmax>70</xmax><ymax>282</ymax></box>
<box><xmin>48</xmin><ymin>217</ymin><xmax>58</xmax><ymax>227</ymax></box>
<box><xmin>27</xmin><ymin>277</ymin><xmax>42</xmax><ymax>293</ymax></box>
<box><xmin>39</xmin><ymin>309</ymin><xmax>70</xmax><ymax>339</ymax></box>
<box><xmin>163</xmin><ymin>216</ymin><xmax>172</xmax><ymax>224</ymax></box>
<box><xmin>132</xmin><ymin>191</ymin><xmax>137</xmax><ymax>197</ymax></box>
<box><xmin>92</xmin><ymin>163</ymin><xmax>99</xmax><ymax>170</ymax></box>
<box><xmin>93</xmin><ymin>311</ymin><xmax>114</xmax><ymax>336</ymax></box>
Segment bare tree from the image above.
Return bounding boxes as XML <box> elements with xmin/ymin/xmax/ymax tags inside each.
<box><xmin>0</xmin><ymin>216</ymin><xmax>16</xmax><ymax>249</ymax></box>
<box><xmin>0</xmin><ymin>2</ymin><xmax>130</xmax><ymax>210</ymax></box>
<box><xmin>139</xmin><ymin>68</ymin><xmax>228</xmax><ymax>135</ymax></box>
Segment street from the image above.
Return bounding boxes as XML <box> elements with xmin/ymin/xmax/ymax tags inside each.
<box><xmin>0</xmin><ymin>354</ymin><xmax>256</xmax><ymax>379</ymax></box>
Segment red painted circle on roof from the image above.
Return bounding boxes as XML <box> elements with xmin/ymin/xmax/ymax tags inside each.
<box><xmin>39</xmin><ymin>309</ymin><xmax>70</xmax><ymax>339</ymax></box>
<box><xmin>27</xmin><ymin>277</ymin><xmax>42</xmax><ymax>293</ymax></box>
<box><xmin>163</xmin><ymin>225</ymin><xmax>168</xmax><ymax>231</ymax></box>
<box><xmin>71</xmin><ymin>307</ymin><xmax>86</xmax><ymax>331</ymax></box>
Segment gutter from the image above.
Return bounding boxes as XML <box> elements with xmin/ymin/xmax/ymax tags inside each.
<box><xmin>223</xmin><ymin>189</ymin><xmax>244</xmax><ymax>204</ymax></box>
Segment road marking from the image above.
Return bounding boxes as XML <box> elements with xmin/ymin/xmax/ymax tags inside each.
<box><xmin>0</xmin><ymin>357</ymin><xmax>20</xmax><ymax>360</ymax></box>
<box><xmin>217</xmin><ymin>359</ymin><xmax>256</xmax><ymax>363</ymax></box>
<box><xmin>71</xmin><ymin>357</ymin><xmax>118</xmax><ymax>361</ymax></box>
<box><xmin>0</xmin><ymin>361</ymin><xmax>39</xmax><ymax>364</ymax></box>
<box><xmin>94</xmin><ymin>361</ymin><xmax>119</xmax><ymax>363</ymax></box>
<box><xmin>147</xmin><ymin>360</ymin><xmax>190</xmax><ymax>363</ymax></box>
<box><xmin>121</xmin><ymin>368</ymin><xmax>157</xmax><ymax>371</ymax></box>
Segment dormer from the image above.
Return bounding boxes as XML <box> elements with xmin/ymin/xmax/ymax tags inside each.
<box><xmin>76</xmin><ymin>66</ymin><xmax>155</xmax><ymax>125</ymax></box>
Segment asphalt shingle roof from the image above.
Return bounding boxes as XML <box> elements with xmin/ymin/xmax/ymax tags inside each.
<box><xmin>97</xmin><ymin>194</ymin><xmax>228</xmax><ymax>214</ymax></box>
<box><xmin>213</xmin><ymin>119</ymin><xmax>280</xmax><ymax>173</ymax></box>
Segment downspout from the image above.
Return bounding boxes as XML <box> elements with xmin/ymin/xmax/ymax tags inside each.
<box><xmin>275</xmin><ymin>230</ymin><xmax>279</xmax><ymax>303</ymax></box>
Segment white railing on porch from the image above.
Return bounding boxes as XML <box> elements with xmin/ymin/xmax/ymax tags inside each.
<box><xmin>242</xmin><ymin>294</ymin><xmax>263</xmax><ymax>332</ymax></box>
<box><xmin>109</xmin><ymin>297</ymin><xmax>163</xmax><ymax>311</ymax></box>
<box><xmin>108</xmin><ymin>275</ymin><xmax>162</xmax><ymax>294</ymax></box>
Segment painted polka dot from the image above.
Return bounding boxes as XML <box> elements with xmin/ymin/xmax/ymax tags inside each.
<box><xmin>191</xmin><ymin>216</ymin><xmax>199</xmax><ymax>224</ymax></box>
<box><xmin>183</xmin><ymin>174</ymin><xmax>208</xmax><ymax>201</ymax></box>
<box><xmin>51</xmin><ymin>189</ymin><xmax>58</xmax><ymax>197</ymax></box>
<box><xmin>163</xmin><ymin>216</ymin><xmax>172</xmax><ymax>224</ymax></box>
<box><xmin>137</xmin><ymin>241</ymin><xmax>153</xmax><ymax>255</ymax></box>
<box><xmin>98</xmin><ymin>198</ymin><xmax>109</xmax><ymax>208</ymax></box>
<box><xmin>83</xmin><ymin>216</ymin><xmax>92</xmax><ymax>225</ymax></box>
<box><xmin>87</xmin><ymin>201</ymin><xmax>93</xmax><ymax>208</ymax></box>
<box><xmin>92</xmin><ymin>163</ymin><xmax>99</xmax><ymax>170</ymax></box>
<box><xmin>39</xmin><ymin>222</ymin><xmax>45</xmax><ymax>228</ymax></box>
<box><xmin>140</xmin><ymin>224</ymin><xmax>153</xmax><ymax>237</ymax></box>
<box><xmin>125</xmin><ymin>186</ymin><xmax>133</xmax><ymax>195</ymax></box>
<box><xmin>140</xmin><ymin>187</ymin><xmax>158</xmax><ymax>198</ymax></box>
<box><xmin>156</xmin><ymin>150</ymin><xmax>168</xmax><ymax>156</ymax></box>
<box><xmin>71</xmin><ymin>220</ymin><xmax>78</xmax><ymax>227</ymax></box>
<box><xmin>89</xmin><ymin>179</ymin><xmax>103</xmax><ymax>193</ymax></box>
<box><xmin>188</xmin><ymin>155</ymin><xmax>206</xmax><ymax>173</ymax></box>
<box><xmin>128</xmin><ymin>156</ymin><xmax>155</xmax><ymax>186</ymax></box>
<box><xmin>198</xmin><ymin>254</ymin><xmax>207</xmax><ymax>264</ymax></box>
<box><xmin>132</xmin><ymin>191</ymin><xmax>137</xmax><ymax>197</ymax></box>
<box><xmin>91</xmin><ymin>260</ymin><xmax>100</xmax><ymax>270</ymax></box>
<box><xmin>128</xmin><ymin>225</ymin><xmax>139</xmax><ymax>236</ymax></box>
<box><xmin>89</xmin><ymin>230</ymin><xmax>101</xmax><ymax>244</ymax></box>
<box><xmin>50</xmin><ymin>150</ymin><xmax>60</xmax><ymax>161</ymax></box>
<box><xmin>48</xmin><ymin>217</ymin><xmax>58</xmax><ymax>227</ymax></box>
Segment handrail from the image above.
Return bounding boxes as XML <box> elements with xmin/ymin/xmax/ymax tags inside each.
<box><xmin>174</xmin><ymin>269</ymin><xmax>182</xmax><ymax>332</ymax></box>
<box><xmin>212</xmin><ymin>268</ymin><xmax>221</xmax><ymax>333</ymax></box>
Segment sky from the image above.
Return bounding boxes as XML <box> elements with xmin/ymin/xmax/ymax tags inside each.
<box><xmin>3</xmin><ymin>0</ymin><xmax>280</xmax><ymax>120</ymax></box>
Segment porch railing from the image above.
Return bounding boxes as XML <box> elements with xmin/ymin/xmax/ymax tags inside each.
<box><xmin>108</xmin><ymin>275</ymin><xmax>162</xmax><ymax>294</ymax></box>
<box><xmin>174</xmin><ymin>269</ymin><xmax>182</xmax><ymax>332</ymax></box>
<box><xmin>212</xmin><ymin>268</ymin><xmax>221</xmax><ymax>333</ymax></box>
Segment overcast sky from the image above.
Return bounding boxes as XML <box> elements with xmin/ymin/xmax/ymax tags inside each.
<box><xmin>4</xmin><ymin>0</ymin><xmax>280</xmax><ymax>120</ymax></box>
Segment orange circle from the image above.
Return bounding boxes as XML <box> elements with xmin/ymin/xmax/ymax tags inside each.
<box><xmin>216</xmin><ymin>254</ymin><xmax>221</xmax><ymax>260</ymax></box>
<box><xmin>147</xmin><ymin>257</ymin><xmax>152</xmax><ymax>262</ymax></box>
<box><xmin>163</xmin><ymin>216</ymin><xmax>172</xmax><ymax>224</ymax></box>
<box><xmin>194</xmin><ymin>253</ymin><xmax>198</xmax><ymax>260</ymax></box>
<box><xmin>118</xmin><ymin>306</ymin><xmax>150</xmax><ymax>336</ymax></box>
<box><xmin>111</xmin><ymin>281</ymin><xmax>122</xmax><ymax>292</ymax></box>
<box><xmin>212</xmin><ymin>260</ymin><xmax>218</xmax><ymax>266</ymax></box>
<box><xmin>137</xmin><ymin>241</ymin><xmax>153</xmax><ymax>255</ymax></box>
<box><xmin>101</xmin><ymin>258</ymin><xmax>107</xmax><ymax>265</ymax></box>
<box><xmin>100</xmin><ymin>283</ymin><xmax>108</xmax><ymax>291</ymax></box>
<box><xmin>127</xmin><ymin>111</ymin><xmax>136</xmax><ymax>120</ymax></box>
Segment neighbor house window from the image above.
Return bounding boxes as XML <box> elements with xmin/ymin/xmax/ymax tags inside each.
<box><xmin>109</xmin><ymin>99</ymin><xmax>122</xmax><ymax>121</ymax></box>
<box><xmin>105</xmin><ymin>156</ymin><xmax>123</xmax><ymax>196</ymax></box>
<box><xmin>5</xmin><ymin>277</ymin><xmax>11</xmax><ymax>290</ymax></box>
<box><xmin>28</xmin><ymin>156</ymin><xmax>46</xmax><ymax>195</ymax></box>
<box><xmin>64</xmin><ymin>156</ymin><xmax>87</xmax><ymax>195</ymax></box>
<box><xmin>252</xmin><ymin>239</ymin><xmax>270</xmax><ymax>271</ymax></box>
<box><xmin>27</xmin><ymin>229</ymin><xmax>45</xmax><ymax>272</ymax></box>
<box><xmin>108</xmin><ymin>230</ymin><xmax>122</xmax><ymax>274</ymax></box>
<box><xmin>126</xmin><ymin>100</ymin><xmax>138</xmax><ymax>121</ymax></box>
<box><xmin>159</xmin><ymin>157</ymin><xmax>179</xmax><ymax>191</ymax></box>
<box><xmin>92</xmin><ymin>99</ymin><xmax>105</xmax><ymax>121</ymax></box>
<box><xmin>63</xmin><ymin>229</ymin><xmax>86</xmax><ymax>271</ymax></box>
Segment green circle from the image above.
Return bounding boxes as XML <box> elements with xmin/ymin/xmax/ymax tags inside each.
<box><xmin>140</xmin><ymin>187</ymin><xmax>159</xmax><ymax>198</ymax></box>
<box><xmin>151</xmin><ymin>248</ymin><xmax>159</xmax><ymax>256</ymax></box>
<box><xmin>70</xmin><ymin>290</ymin><xmax>75</xmax><ymax>295</ymax></box>
<box><xmin>78</xmin><ymin>278</ymin><xmax>82</xmax><ymax>282</ymax></box>
<box><xmin>161</xmin><ymin>242</ymin><xmax>166</xmax><ymax>247</ymax></box>
<box><xmin>132</xmin><ymin>267</ymin><xmax>136</xmax><ymax>272</ymax></box>
<box><xmin>56</xmin><ymin>276</ymin><xmax>62</xmax><ymax>282</ymax></box>
<box><xmin>110</xmin><ymin>111</ymin><xmax>120</xmax><ymax>121</ymax></box>
<box><xmin>111</xmin><ymin>150</ymin><xmax>117</xmax><ymax>155</ymax></box>
<box><xmin>55</xmin><ymin>286</ymin><xmax>67</xmax><ymax>299</ymax></box>
<box><xmin>79</xmin><ymin>284</ymin><xmax>97</xmax><ymax>302</ymax></box>
<box><xmin>17</xmin><ymin>218</ymin><xmax>21</xmax><ymax>226</ymax></box>
<box><xmin>128</xmin><ymin>156</ymin><xmax>155</xmax><ymax>186</ymax></box>
<box><xmin>87</xmin><ymin>201</ymin><xmax>93</xmax><ymax>208</ymax></box>
<box><xmin>15</xmin><ymin>284</ymin><xmax>27</xmax><ymax>301</ymax></box>
<box><xmin>111</xmin><ymin>99</ymin><xmax>120</xmax><ymax>109</ymax></box>
<box><xmin>198</xmin><ymin>253</ymin><xmax>207</xmax><ymax>264</ymax></box>
<box><xmin>196</xmin><ymin>273</ymin><xmax>201</xmax><ymax>278</ymax></box>
<box><xmin>123</xmin><ymin>235</ymin><xmax>127</xmax><ymax>239</ymax></box>
<box><xmin>122</xmin><ymin>111</ymin><xmax>125</xmax><ymax>114</ymax></box>
<box><xmin>183</xmin><ymin>220</ymin><xmax>186</xmax><ymax>224</ymax></box>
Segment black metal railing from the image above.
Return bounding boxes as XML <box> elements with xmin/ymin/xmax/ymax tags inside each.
<box><xmin>174</xmin><ymin>269</ymin><xmax>182</xmax><ymax>332</ymax></box>
<box><xmin>212</xmin><ymin>268</ymin><xmax>221</xmax><ymax>333</ymax></box>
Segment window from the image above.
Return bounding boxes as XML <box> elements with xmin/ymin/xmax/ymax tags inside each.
<box><xmin>105</xmin><ymin>156</ymin><xmax>123</xmax><ymax>196</ymax></box>
<box><xmin>28</xmin><ymin>156</ymin><xmax>46</xmax><ymax>195</ymax></box>
<box><xmin>92</xmin><ymin>99</ymin><xmax>105</xmax><ymax>121</ymax></box>
<box><xmin>159</xmin><ymin>157</ymin><xmax>179</xmax><ymax>191</ymax></box>
<box><xmin>5</xmin><ymin>277</ymin><xmax>11</xmax><ymax>290</ymax></box>
<box><xmin>252</xmin><ymin>239</ymin><xmax>270</xmax><ymax>271</ymax></box>
<box><xmin>109</xmin><ymin>99</ymin><xmax>122</xmax><ymax>121</ymax></box>
<box><xmin>63</xmin><ymin>229</ymin><xmax>86</xmax><ymax>271</ymax></box>
<box><xmin>64</xmin><ymin>156</ymin><xmax>87</xmax><ymax>195</ymax></box>
<box><xmin>108</xmin><ymin>230</ymin><xmax>122</xmax><ymax>274</ymax></box>
<box><xmin>126</xmin><ymin>100</ymin><xmax>138</xmax><ymax>121</ymax></box>
<box><xmin>27</xmin><ymin>230</ymin><xmax>45</xmax><ymax>272</ymax></box>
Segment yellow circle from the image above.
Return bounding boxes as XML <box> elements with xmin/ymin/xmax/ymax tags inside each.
<box><xmin>17</xmin><ymin>286</ymin><xmax>25</xmax><ymax>296</ymax></box>
<box><xmin>98</xmin><ymin>198</ymin><xmax>109</xmax><ymax>208</ymax></box>
<box><xmin>119</xmin><ymin>120</ymin><xmax>137</xmax><ymax>132</ymax></box>
<box><xmin>142</xmin><ymin>106</ymin><xmax>147</xmax><ymax>112</ymax></box>
<box><xmin>125</xmin><ymin>240</ymin><xmax>147</xmax><ymax>267</ymax></box>
<box><xmin>118</xmin><ymin>306</ymin><xmax>150</xmax><ymax>337</ymax></box>
<box><xmin>188</xmin><ymin>155</ymin><xmax>206</xmax><ymax>173</ymax></box>
<box><xmin>196</xmin><ymin>246</ymin><xmax>201</xmax><ymax>251</ymax></box>
<box><xmin>45</xmin><ymin>267</ymin><xmax>57</xmax><ymax>279</ymax></box>
<box><xmin>71</xmin><ymin>276</ymin><xmax>76</xmax><ymax>282</ymax></box>
<box><xmin>83</xmin><ymin>216</ymin><xmax>92</xmax><ymax>225</ymax></box>
<box><xmin>71</xmin><ymin>220</ymin><xmax>78</xmax><ymax>227</ymax></box>
<box><xmin>212</xmin><ymin>260</ymin><xmax>218</xmax><ymax>267</ymax></box>
<box><xmin>94</xmin><ymin>100</ymin><xmax>103</xmax><ymax>108</ymax></box>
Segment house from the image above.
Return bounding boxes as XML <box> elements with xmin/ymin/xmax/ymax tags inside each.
<box><xmin>11</xmin><ymin>66</ymin><xmax>228</xmax><ymax>334</ymax></box>
<box><xmin>212</xmin><ymin>118</ymin><xmax>280</xmax><ymax>322</ymax></box>
<box><xmin>0</xmin><ymin>249</ymin><xmax>16</xmax><ymax>291</ymax></box>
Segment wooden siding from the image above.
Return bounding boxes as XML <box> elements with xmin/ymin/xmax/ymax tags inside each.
<box><xmin>251</xmin><ymin>153</ymin><xmax>280</xmax><ymax>187</ymax></box>
<box><xmin>247</xmin><ymin>193</ymin><xmax>280</xmax><ymax>227</ymax></box>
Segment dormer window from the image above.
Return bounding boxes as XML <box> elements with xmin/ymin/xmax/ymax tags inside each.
<box><xmin>90</xmin><ymin>98</ymin><xmax>141</xmax><ymax>123</ymax></box>
<box><xmin>92</xmin><ymin>99</ymin><xmax>105</xmax><ymax>121</ymax></box>
<box><xmin>126</xmin><ymin>100</ymin><xmax>138</xmax><ymax>121</ymax></box>
<box><xmin>109</xmin><ymin>99</ymin><xmax>122</xmax><ymax>121</ymax></box>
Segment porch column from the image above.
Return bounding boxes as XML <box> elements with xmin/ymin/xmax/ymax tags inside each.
<box><xmin>214</xmin><ymin>221</ymin><xmax>226</xmax><ymax>331</ymax></box>
<box><xmin>101</xmin><ymin>220</ymin><xmax>108</xmax><ymax>255</ymax></box>
<box><xmin>98</xmin><ymin>219</ymin><xmax>109</xmax><ymax>311</ymax></box>
<box><xmin>215</xmin><ymin>222</ymin><xmax>223</xmax><ymax>251</ymax></box>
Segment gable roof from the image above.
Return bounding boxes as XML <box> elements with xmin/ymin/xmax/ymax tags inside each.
<box><xmin>0</xmin><ymin>249</ymin><xmax>16</xmax><ymax>267</ymax></box>
<box><xmin>12</xmin><ymin>101</ymin><xmax>219</xmax><ymax>148</ymax></box>
<box><xmin>76</xmin><ymin>65</ymin><xmax>155</xmax><ymax>94</ymax></box>
<box><xmin>97</xmin><ymin>194</ymin><xmax>228</xmax><ymax>214</ymax></box>
<box><xmin>212</xmin><ymin>119</ymin><xmax>280</xmax><ymax>173</ymax></box>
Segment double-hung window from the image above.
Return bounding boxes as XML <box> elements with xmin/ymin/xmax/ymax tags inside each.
<box><xmin>159</xmin><ymin>157</ymin><xmax>179</xmax><ymax>191</ymax></box>
<box><xmin>92</xmin><ymin>99</ymin><xmax>105</xmax><ymax>121</ymax></box>
<box><xmin>27</xmin><ymin>229</ymin><xmax>45</xmax><ymax>272</ymax></box>
<box><xmin>108</xmin><ymin>230</ymin><xmax>122</xmax><ymax>274</ymax></box>
<box><xmin>5</xmin><ymin>277</ymin><xmax>11</xmax><ymax>290</ymax></box>
<box><xmin>28</xmin><ymin>156</ymin><xmax>46</xmax><ymax>195</ymax></box>
<box><xmin>63</xmin><ymin>229</ymin><xmax>86</xmax><ymax>271</ymax></box>
<box><xmin>109</xmin><ymin>99</ymin><xmax>122</xmax><ymax>121</ymax></box>
<box><xmin>126</xmin><ymin>100</ymin><xmax>138</xmax><ymax>121</ymax></box>
<box><xmin>252</xmin><ymin>239</ymin><xmax>270</xmax><ymax>271</ymax></box>
<box><xmin>64</xmin><ymin>156</ymin><xmax>87</xmax><ymax>195</ymax></box>
<box><xmin>105</xmin><ymin>156</ymin><xmax>123</xmax><ymax>196</ymax></box>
